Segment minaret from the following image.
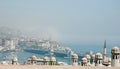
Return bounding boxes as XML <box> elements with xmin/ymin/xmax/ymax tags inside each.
<box><xmin>103</xmin><ymin>40</ymin><xmax>106</xmax><ymax>62</ymax></box>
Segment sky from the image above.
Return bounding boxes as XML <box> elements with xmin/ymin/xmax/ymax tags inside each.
<box><xmin>0</xmin><ymin>0</ymin><xmax>120</xmax><ymax>44</ymax></box>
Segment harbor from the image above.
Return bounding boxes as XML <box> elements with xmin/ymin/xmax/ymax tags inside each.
<box><xmin>0</xmin><ymin>31</ymin><xmax>120</xmax><ymax>67</ymax></box>
<box><xmin>0</xmin><ymin>37</ymin><xmax>120</xmax><ymax>67</ymax></box>
<box><xmin>0</xmin><ymin>38</ymin><xmax>85</xmax><ymax>65</ymax></box>
<box><xmin>0</xmin><ymin>0</ymin><xmax>120</xmax><ymax>69</ymax></box>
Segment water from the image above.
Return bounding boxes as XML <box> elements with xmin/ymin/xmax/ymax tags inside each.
<box><xmin>0</xmin><ymin>43</ymin><xmax>120</xmax><ymax>64</ymax></box>
<box><xmin>67</xmin><ymin>43</ymin><xmax>120</xmax><ymax>56</ymax></box>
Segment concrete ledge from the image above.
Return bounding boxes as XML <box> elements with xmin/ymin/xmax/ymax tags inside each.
<box><xmin>0</xmin><ymin>65</ymin><xmax>120</xmax><ymax>69</ymax></box>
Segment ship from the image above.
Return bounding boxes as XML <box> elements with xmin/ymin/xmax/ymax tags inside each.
<box><xmin>24</xmin><ymin>48</ymin><xmax>84</xmax><ymax>61</ymax></box>
<box><xmin>24</xmin><ymin>46</ymin><xmax>73</xmax><ymax>58</ymax></box>
<box><xmin>23</xmin><ymin>41</ymin><xmax>84</xmax><ymax>61</ymax></box>
<box><xmin>21</xmin><ymin>39</ymin><xmax>85</xmax><ymax>62</ymax></box>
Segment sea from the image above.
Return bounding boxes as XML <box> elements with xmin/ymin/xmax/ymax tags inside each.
<box><xmin>0</xmin><ymin>42</ymin><xmax>120</xmax><ymax>64</ymax></box>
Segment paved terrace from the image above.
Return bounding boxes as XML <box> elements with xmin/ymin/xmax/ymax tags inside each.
<box><xmin>0</xmin><ymin>65</ymin><xmax>120</xmax><ymax>69</ymax></box>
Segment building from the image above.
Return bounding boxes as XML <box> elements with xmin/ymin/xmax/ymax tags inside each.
<box><xmin>95</xmin><ymin>53</ymin><xmax>103</xmax><ymax>66</ymax></box>
<box><xmin>71</xmin><ymin>53</ymin><xmax>78</xmax><ymax>66</ymax></box>
<box><xmin>24</xmin><ymin>56</ymin><xmax>58</xmax><ymax>65</ymax></box>
<box><xmin>111</xmin><ymin>46</ymin><xmax>120</xmax><ymax>67</ymax></box>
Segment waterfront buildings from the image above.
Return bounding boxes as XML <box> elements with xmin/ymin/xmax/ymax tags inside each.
<box><xmin>0</xmin><ymin>38</ymin><xmax>18</xmax><ymax>51</ymax></box>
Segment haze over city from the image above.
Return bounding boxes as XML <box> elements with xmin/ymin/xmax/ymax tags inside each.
<box><xmin>0</xmin><ymin>0</ymin><xmax>120</xmax><ymax>68</ymax></box>
<box><xmin>0</xmin><ymin>0</ymin><xmax>120</xmax><ymax>44</ymax></box>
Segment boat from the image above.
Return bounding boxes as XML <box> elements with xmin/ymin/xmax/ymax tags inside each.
<box><xmin>23</xmin><ymin>40</ymin><xmax>84</xmax><ymax>61</ymax></box>
<box><xmin>24</xmin><ymin>46</ymin><xmax>71</xmax><ymax>58</ymax></box>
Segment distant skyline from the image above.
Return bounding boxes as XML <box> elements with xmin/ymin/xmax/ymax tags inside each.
<box><xmin>0</xmin><ymin>0</ymin><xmax>120</xmax><ymax>44</ymax></box>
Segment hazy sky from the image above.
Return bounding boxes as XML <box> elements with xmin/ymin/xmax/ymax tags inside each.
<box><xmin>0</xmin><ymin>0</ymin><xmax>120</xmax><ymax>43</ymax></box>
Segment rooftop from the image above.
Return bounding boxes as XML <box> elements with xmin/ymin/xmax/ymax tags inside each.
<box><xmin>0</xmin><ymin>65</ymin><xmax>120</xmax><ymax>69</ymax></box>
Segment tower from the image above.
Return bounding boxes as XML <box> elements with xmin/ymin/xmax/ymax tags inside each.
<box><xmin>31</xmin><ymin>56</ymin><xmax>37</xmax><ymax>65</ymax></box>
<box><xmin>85</xmin><ymin>54</ymin><xmax>91</xmax><ymax>66</ymax></box>
<box><xmin>111</xmin><ymin>46</ymin><xmax>120</xmax><ymax>67</ymax></box>
<box><xmin>108</xmin><ymin>57</ymin><xmax>111</xmax><ymax>67</ymax></box>
<box><xmin>43</xmin><ymin>56</ymin><xmax>49</xmax><ymax>65</ymax></box>
<box><xmin>71</xmin><ymin>53</ymin><xmax>78</xmax><ymax>66</ymax></box>
<box><xmin>95</xmin><ymin>53</ymin><xmax>103</xmax><ymax>66</ymax></box>
<box><xmin>91</xmin><ymin>55</ymin><xmax>95</xmax><ymax>66</ymax></box>
<box><xmin>50</xmin><ymin>57</ymin><xmax>56</xmax><ymax>65</ymax></box>
<box><xmin>12</xmin><ymin>57</ymin><xmax>18</xmax><ymax>65</ymax></box>
<box><xmin>103</xmin><ymin>40</ymin><xmax>106</xmax><ymax>61</ymax></box>
<box><xmin>81</xmin><ymin>57</ymin><xmax>87</xmax><ymax>66</ymax></box>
